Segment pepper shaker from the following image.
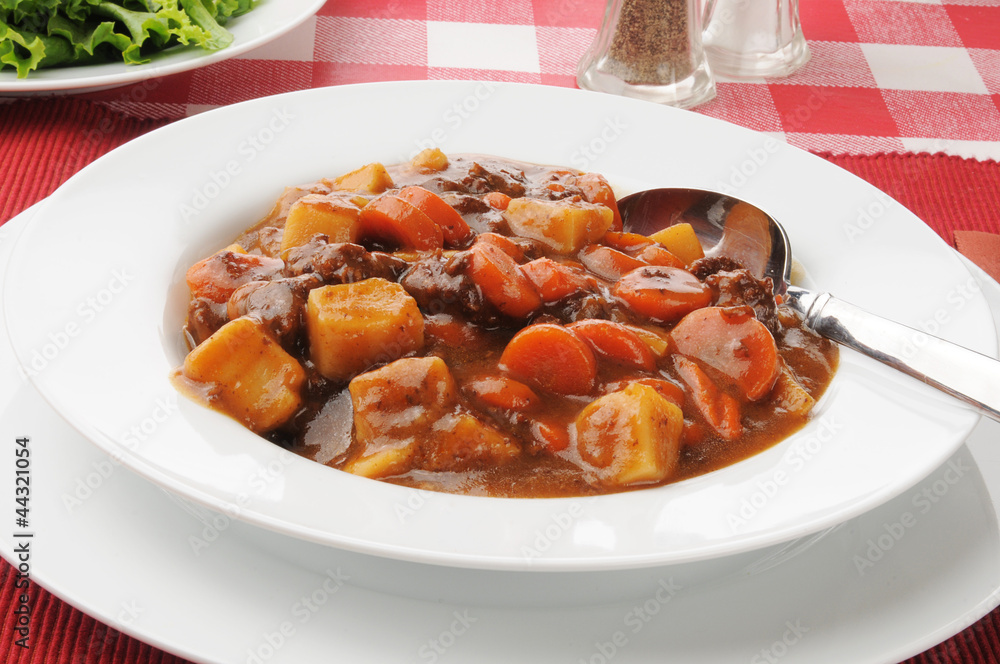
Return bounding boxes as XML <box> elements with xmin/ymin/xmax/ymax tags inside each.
<box><xmin>702</xmin><ymin>0</ymin><xmax>809</xmax><ymax>78</ymax></box>
<box><xmin>577</xmin><ymin>0</ymin><xmax>716</xmax><ymax>110</ymax></box>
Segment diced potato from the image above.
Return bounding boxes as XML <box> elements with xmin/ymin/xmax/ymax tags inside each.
<box><xmin>574</xmin><ymin>383</ymin><xmax>684</xmax><ymax>487</ymax></box>
<box><xmin>349</xmin><ymin>356</ymin><xmax>457</xmax><ymax>438</ymax></box>
<box><xmin>306</xmin><ymin>279</ymin><xmax>424</xmax><ymax>382</ymax></box>
<box><xmin>771</xmin><ymin>362</ymin><xmax>816</xmax><ymax>417</ymax></box>
<box><xmin>182</xmin><ymin>317</ymin><xmax>305</xmax><ymax>433</ymax></box>
<box><xmin>331</xmin><ymin>162</ymin><xmax>394</xmax><ymax>194</ymax></box>
<box><xmin>343</xmin><ymin>357</ymin><xmax>518</xmax><ymax>478</ymax></box>
<box><xmin>222</xmin><ymin>243</ymin><xmax>246</xmax><ymax>254</ymax></box>
<box><xmin>411</xmin><ymin>147</ymin><xmax>449</xmax><ymax>173</ymax></box>
<box><xmin>279</xmin><ymin>194</ymin><xmax>362</xmax><ymax>256</ymax></box>
<box><xmin>502</xmin><ymin>197</ymin><xmax>614</xmax><ymax>254</ymax></box>
<box><xmin>649</xmin><ymin>223</ymin><xmax>705</xmax><ymax>265</ymax></box>
<box><xmin>344</xmin><ymin>356</ymin><xmax>458</xmax><ymax>478</ymax></box>
<box><xmin>259</xmin><ymin>183</ymin><xmax>333</xmax><ymax>227</ymax></box>
<box><xmin>573</xmin><ymin>172</ymin><xmax>623</xmax><ymax>231</ymax></box>
<box><xmin>423</xmin><ymin>413</ymin><xmax>520</xmax><ymax>472</ymax></box>
<box><xmin>341</xmin><ymin>442</ymin><xmax>417</xmax><ymax>479</ymax></box>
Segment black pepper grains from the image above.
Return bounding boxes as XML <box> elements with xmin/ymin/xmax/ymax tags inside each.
<box><xmin>576</xmin><ymin>0</ymin><xmax>716</xmax><ymax>109</ymax></box>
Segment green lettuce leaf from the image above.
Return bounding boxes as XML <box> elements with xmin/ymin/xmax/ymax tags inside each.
<box><xmin>47</xmin><ymin>13</ymin><xmax>131</xmax><ymax>59</ymax></box>
<box><xmin>177</xmin><ymin>0</ymin><xmax>232</xmax><ymax>51</ymax></box>
<box><xmin>0</xmin><ymin>20</ymin><xmax>47</xmax><ymax>77</ymax></box>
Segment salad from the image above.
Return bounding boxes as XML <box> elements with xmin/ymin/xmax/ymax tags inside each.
<box><xmin>0</xmin><ymin>0</ymin><xmax>257</xmax><ymax>77</ymax></box>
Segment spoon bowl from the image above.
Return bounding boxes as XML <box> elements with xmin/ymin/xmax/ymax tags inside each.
<box><xmin>619</xmin><ymin>188</ymin><xmax>791</xmax><ymax>295</ymax></box>
<box><xmin>618</xmin><ymin>187</ymin><xmax>1000</xmax><ymax>423</ymax></box>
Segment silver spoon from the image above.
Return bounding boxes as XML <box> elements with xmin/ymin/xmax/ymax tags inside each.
<box><xmin>617</xmin><ymin>187</ymin><xmax>1000</xmax><ymax>423</ymax></box>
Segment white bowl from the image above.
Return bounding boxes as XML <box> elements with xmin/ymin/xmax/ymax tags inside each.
<box><xmin>3</xmin><ymin>81</ymin><xmax>994</xmax><ymax>571</ymax></box>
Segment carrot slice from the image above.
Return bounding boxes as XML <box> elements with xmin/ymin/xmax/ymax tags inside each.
<box><xmin>601</xmin><ymin>231</ymin><xmax>654</xmax><ymax>253</ymax></box>
<box><xmin>423</xmin><ymin>313</ymin><xmax>488</xmax><ymax>348</ymax></box>
<box><xmin>358</xmin><ymin>194</ymin><xmax>444</xmax><ymax>250</ymax></box>
<box><xmin>670</xmin><ymin>306</ymin><xmax>779</xmax><ymax>401</ymax></box>
<box><xmin>396</xmin><ymin>186</ymin><xmax>473</xmax><ymax>245</ymax></box>
<box><xmin>531</xmin><ymin>419</ymin><xmax>570</xmax><ymax>452</ymax></box>
<box><xmin>636</xmin><ymin>245</ymin><xmax>684</xmax><ymax>268</ymax></box>
<box><xmin>476</xmin><ymin>232</ymin><xmax>526</xmax><ymax>262</ymax></box>
<box><xmin>682</xmin><ymin>421</ymin><xmax>709</xmax><ymax>448</ymax></box>
<box><xmin>605</xmin><ymin>377</ymin><xmax>685</xmax><ymax>407</ymax></box>
<box><xmin>598</xmin><ymin>232</ymin><xmax>684</xmax><ymax>269</ymax></box>
<box><xmin>613</xmin><ymin>266</ymin><xmax>712</xmax><ymax>322</ymax></box>
<box><xmin>483</xmin><ymin>192</ymin><xmax>512</xmax><ymax>211</ymax></box>
<box><xmin>186</xmin><ymin>251</ymin><xmax>284</xmax><ymax>303</ymax></box>
<box><xmin>499</xmin><ymin>324</ymin><xmax>597</xmax><ymax>395</ymax></box>
<box><xmin>567</xmin><ymin>319</ymin><xmax>657</xmax><ymax>372</ymax></box>
<box><xmin>580</xmin><ymin>244</ymin><xmax>646</xmax><ymax>281</ymax></box>
<box><xmin>673</xmin><ymin>356</ymin><xmax>742</xmax><ymax>441</ymax></box>
<box><xmin>465</xmin><ymin>375</ymin><xmax>540</xmax><ymax>411</ymax></box>
<box><xmin>575</xmin><ymin>172</ymin><xmax>623</xmax><ymax>231</ymax></box>
<box><xmin>521</xmin><ymin>258</ymin><xmax>593</xmax><ymax>302</ymax></box>
<box><xmin>464</xmin><ymin>242</ymin><xmax>542</xmax><ymax>318</ymax></box>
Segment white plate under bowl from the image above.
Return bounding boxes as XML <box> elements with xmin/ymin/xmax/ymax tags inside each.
<box><xmin>0</xmin><ymin>0</ymin><xmax>324</xmax><ymax>93</ymax></box>
<box><xmin>3</xmin><ymin>206</ymin><xmax>1000</xmax><ymax>664</ymax></box>
<box><xmin>2</xmin><ymin>81</ymin><xmax>995</xmax><ymax>571</ymax></box>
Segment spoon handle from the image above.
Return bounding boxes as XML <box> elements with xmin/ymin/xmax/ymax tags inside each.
<box><xmin>786</xmin><ymin>286</ymin><xmax>1000</xmax><ymax>423</ymax></box>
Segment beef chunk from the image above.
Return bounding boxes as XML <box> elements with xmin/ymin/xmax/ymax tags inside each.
<box><xmin>442</xmin><ymin>193</ymin><xmax>490</xmax><ymax>216</ymax></box>
<box><xmin>227</xmin><ymin>277</ymin><xmax>316</xmax><ymax>349</ymax></box>
<box><xmin>284</xmin><ymin>240</ymin><xmax>407</xmax><ymax>284</ymax></box>
<box><xmin>541</xmin><ymin>293</ymin><xmax>613</xmax><ymax>325</ymax></box>
<box><xmin>705</xmin><ymin>269</ymin><xmax>780</xmax><ymax>338</ymax></box>
<box><xmin>400</xmin><ymin>255</ymin><xmax>495</xmax><ymax>323</ymax></box>
<box><xmin>461</xmin><ymin>162</ymin><xmax>528</xmax><ymax>198</ymax></box>
<box><xmin>689</xmin><ymin>256</ymin><xmax>745</xmax><ymax>280</ymax></box>
<box><xmin>185</xmin><ymin>298</ymin><xmax>228</xmax><ymax>346</ymax></box>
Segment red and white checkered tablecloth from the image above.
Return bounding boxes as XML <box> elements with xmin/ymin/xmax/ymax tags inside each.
<box><xmin>71</xmin><ymin>0</ymin><xmax>1000</xmax><ymax>160</ymax></box>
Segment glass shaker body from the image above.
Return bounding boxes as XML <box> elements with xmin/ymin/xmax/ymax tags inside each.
<box><xmin>702</xmin><ymin>0</ymin><xmax>809</xmax><ymax>78</ymax></box>
<box><xmin>577</xmin><ymin>0</ymin><xmax>716</xmax><ymax>110</ymax></box>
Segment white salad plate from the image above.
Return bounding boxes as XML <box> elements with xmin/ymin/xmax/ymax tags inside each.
<box><xmin>2</xmin><ymin>81</ymin><xmax>997</xmax><ymax>571</ymax></box>
<box><xmin>0</xmin><ymin>0</ymin><xmax>324</xmax><ymax>93</ymax></box>
<box><xmin>1</xmin><ymin>205</ymin><xmax>999</xmax><ymax>663</ymax></box>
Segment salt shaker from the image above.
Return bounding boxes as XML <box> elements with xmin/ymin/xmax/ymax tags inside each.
<box><xmin>577</xmin><ymin>0</ymin><xmax>716</xmax><ymax>110</ymax></box>
<box><xmin>702</xmin><ymin>0</ymin><xmax>809</xmax><ymax>78</ymax></box>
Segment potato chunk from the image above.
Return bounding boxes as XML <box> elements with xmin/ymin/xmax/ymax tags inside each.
<box><xmin>331</xmin><ymin>162</ymin><xmax>394</xmax><ymax>194</ymax></box>
<box><xmin>344</xmin><ymin>356</ymin><xmax>457</xmax><ymax>478</ymax></box>
<box><xmin>502</xmin><ymin>197</ymin><xmax>613</xmax><ymax>254</ymax></box>
<box><xmin>182</xmin><ymin>317</ymin><xmax>305</xmax><ymax>433</ymax></box>
<box><xmin>410</xmin><ymin>147</ymin><xmax>449</xmax><ymax>173</ymax></box>
<box><xmin>574</xmin><ymin>382</ymin><xmax>683</xmax><ymax>487</ymax></box>
<box><xmin>279</xmin><ymin>194</ymin><xmax>362</xmax><ymax>256</ymax></box>
<box><xmin>771</xmin><ymin>362</ymin><xmax>816</xmax><ymax>417</ymax></box>
<box><xmin>344</xmin><ymin>358</ymin><xmax>519</xmax><ymax>478</ymax></box>
<box><xmin>424</xmin><ymin>413</ymin><xmax>520</xmax><ymax>472</ymax></box>
<box><xmin>648</xmin><ymin>223</ymin><xmax>704</xmax><ymax>266</ymax></box>
<box><xmin>306</xmin><ymin>278</ymin><xmax>424</xmax><ymax>382</ymax></box>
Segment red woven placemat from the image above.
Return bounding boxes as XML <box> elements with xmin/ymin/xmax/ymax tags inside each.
<box><xmin>820</xmin><ymin>152</ymin><xmax>1000</xmax><ymax>238</ymax></box>
<box><xmin>1</xmin><ymin>98</ymin><xmax>998</xmax><ymax>664</ymax></box>
<box><xmin>0</xmin><ymin>99</ymin><xmax>171</xmax><ymax>225</ymax></box>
